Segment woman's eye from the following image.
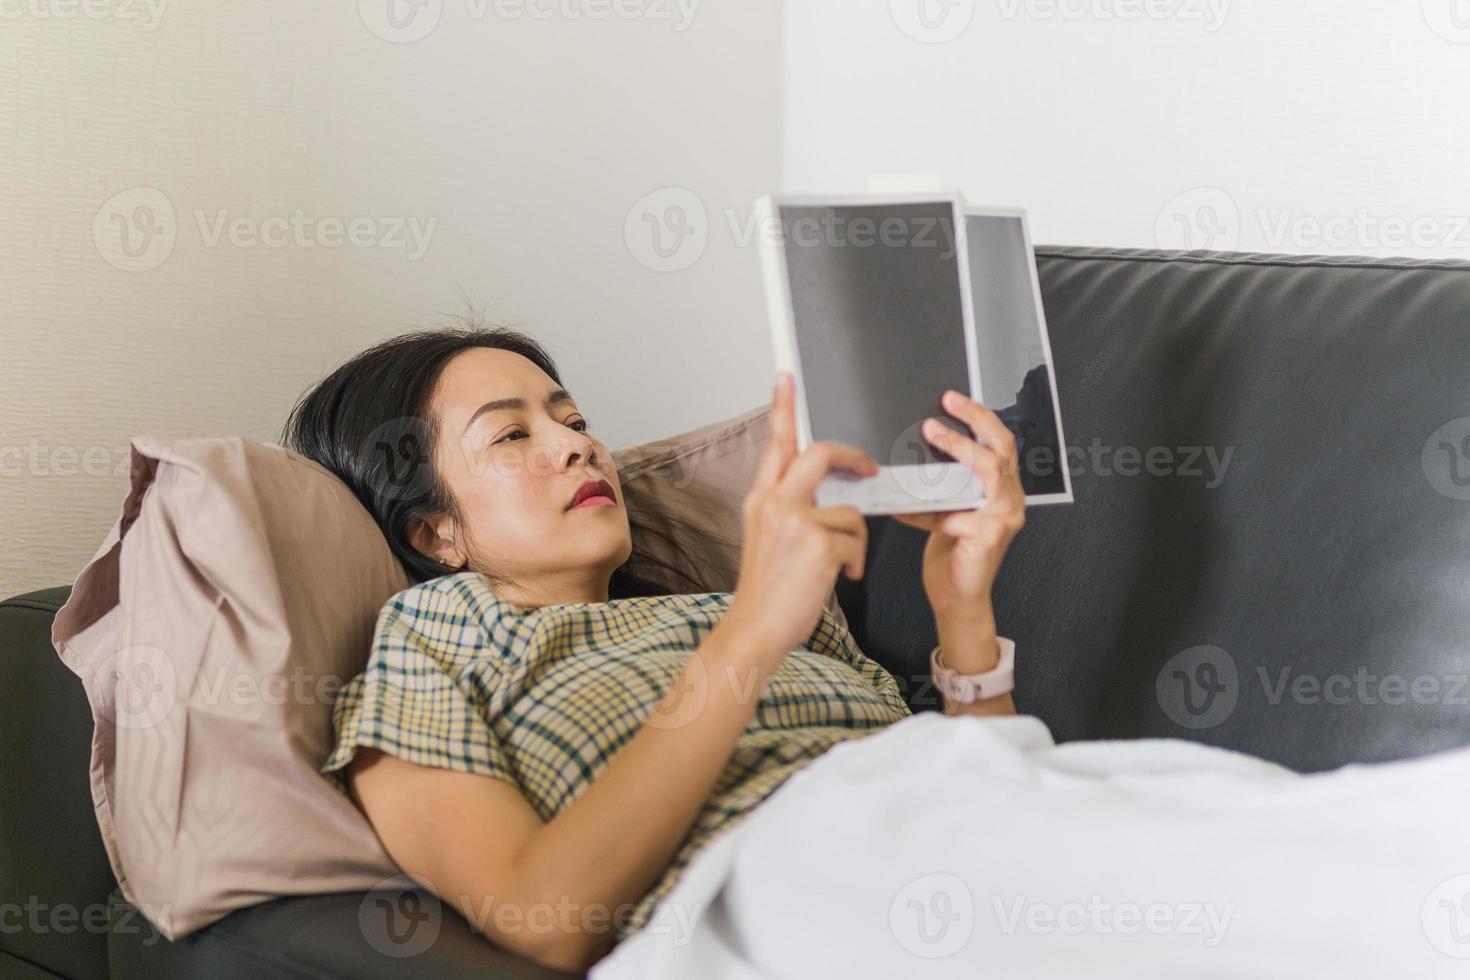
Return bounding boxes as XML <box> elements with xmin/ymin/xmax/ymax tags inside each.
<box><xmin>494</xmin><ymin>419</ymin><xmax>586</xmax><ymax>445</ymax></box>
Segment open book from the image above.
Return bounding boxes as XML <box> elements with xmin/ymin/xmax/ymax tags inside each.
<box><xmin>757</xmin><ymin>193</ymin><xmax>1073</xmax><ymax>515</ymax></box>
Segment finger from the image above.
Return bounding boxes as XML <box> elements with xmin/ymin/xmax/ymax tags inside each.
<box><xmin>936</xmin><ymin>493</ymin><xmax>1026</xmax><ymax>538</ymax></box>
<box><xmin>810</xmin><ymin>503</ymin><xmax>867</xmax><ymax>539</ymax></box>
<box><xmin>922</xmin><ymin>419</ymin><xmax>1003</xmax><ymax>498</ymax></box>
<box><xmin>777</xmin><ymin>441</ymin><xmax>881</xmax><ymax>505</ymax></box>
<box><xmin>810</xmin><ymin>506</ymin><xmax>867</xmax><ymax>577</ymax></box>
<box><xmin>823</xmin><ymin>524</ymin><xmax>867</xmax><ymax>579</ymax></box>
<box><xmin>936</xmin><ymin>390</ymin><xmax>1018</xmax><ymax>472</ymax></box>
<box><xmin>752</xmin><ymin>371</ymin><xmax>797</xmax><ymax>491</ymax></box>
<box><xmin>890</xmin><ymin>510</ymin><xmax>943</xmax><ymax>532</ymax></box>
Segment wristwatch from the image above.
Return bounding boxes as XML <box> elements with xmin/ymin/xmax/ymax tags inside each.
<box><xmin>929</xmin><ymin>636</ymin><xmax>1016</xmax><ymax>704</ymax></box>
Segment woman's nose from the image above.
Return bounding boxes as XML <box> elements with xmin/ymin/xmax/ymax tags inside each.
<box><xmin>555</xmin><ymin>430</ymin><xmax>596</xmax><ymax>471</ymax></box>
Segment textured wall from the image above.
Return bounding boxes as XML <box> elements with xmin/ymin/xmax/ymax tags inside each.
<box><xmin>1</xmin><ymin>1</ymin><xmax>783</xmax><ymax>598</ymax></box>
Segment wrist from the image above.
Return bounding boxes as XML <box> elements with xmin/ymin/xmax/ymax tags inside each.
<box><xmin>931</xmin><ymin>636</ymin><xmax>1016</xmax><ymax>710</ymax></box>
<box><xmin>934</xmin><ymin>608</ymin><xmax>1000</xmax><ymax>673</ymax></box>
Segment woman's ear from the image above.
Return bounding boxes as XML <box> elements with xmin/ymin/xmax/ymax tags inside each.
<box><xmin>406</xmin><ymin>514</ymin><xmax>461</xmax><ymax>568</ymax></box>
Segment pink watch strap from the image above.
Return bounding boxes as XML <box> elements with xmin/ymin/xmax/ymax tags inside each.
<box><xmin>929</xmin><ymin>636</ymin><xmax>1016</xmax><ymax>704</ymax></box>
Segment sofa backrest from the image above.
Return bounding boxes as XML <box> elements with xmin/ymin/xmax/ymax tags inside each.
<box><xmin>838</xmin><ymin>247</ymin><xmax>1470</xmax><ymax>773</ymax></box>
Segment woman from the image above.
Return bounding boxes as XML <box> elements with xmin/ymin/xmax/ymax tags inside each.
<box><xmin>282</xmin><ymin>323</ymin><xmax>1026</xmax><ymax>971</ymax></box>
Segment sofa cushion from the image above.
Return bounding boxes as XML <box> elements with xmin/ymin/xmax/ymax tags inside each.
<box><xmin>0</xmin><ymin>588</ymin><xmax>112</xmax><ymax>980</ymax></box>
<box><xmin>105</xmin><ymin>888</ymin><xmax>579</xmax><ymax>980</ymax></box>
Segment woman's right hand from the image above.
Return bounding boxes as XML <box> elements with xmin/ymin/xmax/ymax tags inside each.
<box><xmin>722</xmin><ymin>371</ymin><xmax>880</xmax><ymax>660</ymax></box>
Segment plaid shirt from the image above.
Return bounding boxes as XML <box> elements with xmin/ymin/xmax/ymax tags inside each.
<box><xmin>322</xmin><ymin>570</ymin><xmax>911</xmax><ymax>942</ymax></box>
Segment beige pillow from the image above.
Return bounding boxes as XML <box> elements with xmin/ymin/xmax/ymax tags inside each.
<box><xmin>52</xmin><ymin>435</ymin><xmax>409</xmax><ymax>940</ymax></box>
<box><xmin>51</xmin><ymin>402</ymin><xmax>834</xmax><ymax>941</ymax></box>
<box><xmin>613</xmin><ymin>403</ymin><xmax>849</xmax><ymax>634</ymax></box>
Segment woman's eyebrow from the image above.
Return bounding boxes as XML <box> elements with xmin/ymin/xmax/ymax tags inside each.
<box><xmin>462</xmin><ymin>388</ymin><xmax>573</xmax><ymax>435</ymax></box>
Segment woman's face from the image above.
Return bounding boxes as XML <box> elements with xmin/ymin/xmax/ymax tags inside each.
<box><xmin>414</xmin><ymin>346</ymin><xmax>632</xmax><ymax>607</ymax></box>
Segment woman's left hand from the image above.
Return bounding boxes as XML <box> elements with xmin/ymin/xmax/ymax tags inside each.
<box><xmin>893</xmin><ymin>389</ymin><xmax>1027</xmax><ymax>629</ymax></box>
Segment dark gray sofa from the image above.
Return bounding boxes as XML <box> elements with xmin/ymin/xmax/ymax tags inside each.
<box><xmin>6</xmin><ymin>246</ymin><xmax>1470</xmax><ymax>978</ymax></box>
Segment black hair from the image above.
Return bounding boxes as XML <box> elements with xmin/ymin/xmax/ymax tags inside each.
<box><xmin>280</xmin><ymin>320</ymin><xmax>727</xmax><ymax>600</ymax></box>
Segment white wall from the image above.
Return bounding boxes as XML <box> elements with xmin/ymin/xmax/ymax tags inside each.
<box><xmin>784</xmin><ymin>0</ymin><xmax>1470</xmax><ymax>258</ymax></box>
<box><xmin>0</xmin><ymin>0</ymin><xmax>783</xmax><ymax>597</ymax></box>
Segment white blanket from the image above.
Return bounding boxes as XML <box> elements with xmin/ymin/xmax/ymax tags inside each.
<box><xmin>592</xmin><ymin>711</ymin><xmax>1470</xmax><ymax>979</ymax></box>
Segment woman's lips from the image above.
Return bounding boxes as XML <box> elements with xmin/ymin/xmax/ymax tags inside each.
<box><xmin>567</xmin><ymin>477</ymin><xmax>617</xmax><ymax>510</ymax></box>
<box><xmin>569</xmin><ymin>494</ymin><xmax>615</xmax><ymax>509</ymax></box>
